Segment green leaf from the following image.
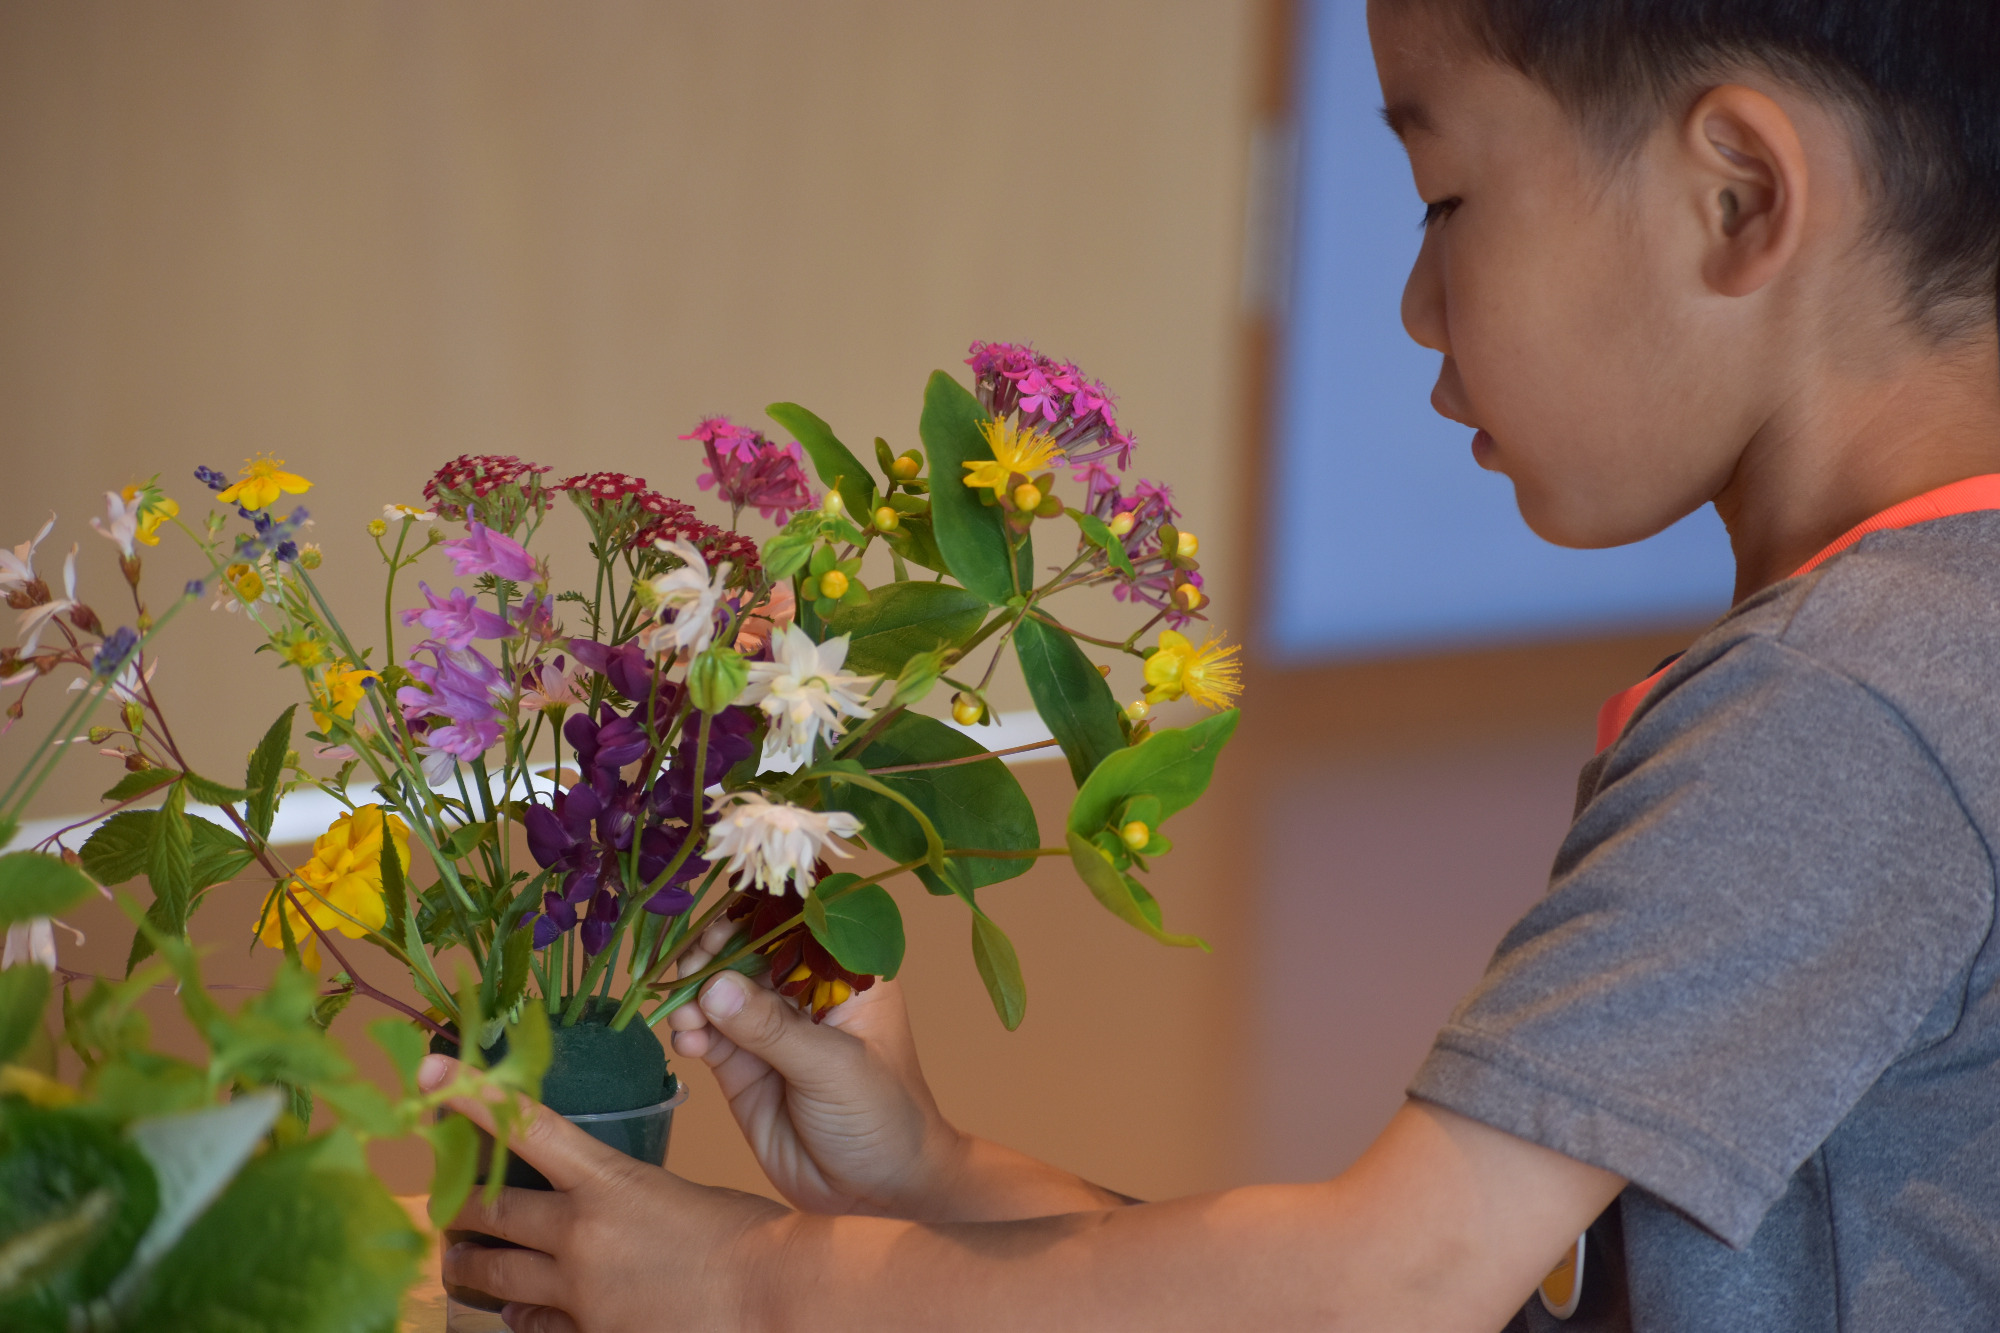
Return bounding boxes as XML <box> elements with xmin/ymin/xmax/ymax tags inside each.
<box><xmin>0</xmin><ymin>852</ymin><xmax>96</xmax><ymax>926</ymax></box>
<box><xmin>119</xmin><ymin>1091</ymin><xmax>285</xmax><ymax>1297</ymax></box>
<box><xmin>803</xmin><ymin>876</ymin><xmax>906</xmax><ymax>978</ymax></box>
<box><xmin>423</xmin><ymin>1115</ymin><xmax>480</xmax><ymax>1229</ymax></box>
<box><xmin>762</xmin><ymin>531</ymin><xmax>816</xmax><ymax>581</ymax></box>
<box><xmin>917</xmin><ymin>371</ymin><xmax>1031</xmax><ymax>604</ymax></box>
<box><xmin>0</xmin><ymin>1100</ymin><xmax>159</xmax><ymax>1326</ymax></box>
<box><xmin>494</xmin><ymin>925</ymin><xmax>534</xmax><ymax>1018</ymax></box>
<box><xmin>124</xmin><ymin>895</ymin><xmax>179</xmax><ymax>976</ymax></box>
<box><xmin>246</xmin><ymin>705</ymin><xmax>297</xmax><ymax>841</ymax></box>
<box><xmin>369</xmin><ymin>1019</ymin><xmax>427</xmax><ymax>1095</ymax></box>
<box><xmin>883</xmin><ymin>512</ymin><xmax>950</xmax><ymax>575</ymax></box>
<box><xmin>123</xmin><ymin>1134</ymin><xmax>423</xmax><ymax>1333</ymax></box>
<box><xmin>144</xmin><ymin>784</ymin><xmax>194</xmax><ymax>942</ymax></box>
<box><xmin>0</xmin><ymin>963</ymin><xmax>52</xmax><ymax>1067</ymax></box>
<box><xmin>100</xmin><ymin>769</ymin><xmax>179</xmax><ymax>804</ymax></box>
<box><xmin>824</xmin><ymin>582</ymin><xmax>989</xmax><ymax>677</ymax></box>
<box><xmin>823</xmin><ymin>713</ymin><xmax>1038</xmax><ymax>890</ymax></box>
<box><xmin>1014</xmin><ymin>616</ymin><xmax>1126</xmax><ymax>786</ymax></box>
<box><xmin>969</xmin><ymin>910</ymin><xmax>1026</xmax><ymax>1031</ymax></box>
<box><xmin>79</xmin><ymin>812</ymin><xmax>154</xmax><ymax>886</ymax></box>
<box><xmin>768</xmin><ymin>402</ymin><xmax>877</xmax><ymax>520</ymax></box>
<box><xmin>439</xmin><ymin>820</ymin><xmax>493</xmax><ymax>862</ymax></box>
<box><xmin>1066</xmin><ymin>709</ymin><xmax>1240</xmax><ymax>839</ymax></box>
<box><xmin>1071</xmin><ymin>510</ymin><xmax>1137</xmax><ymax>577</ymax></box>
<box><xmin>1065</xmin><ymin>831</ymin><xmax>1207</xmax><ymax>949</ymax></box>
<box><xmin>818</xmin><ymin>763</ymin><xmax>946</xmax><ymax>874</ymax></box>
<box><xmin>182</xmin><ymin>774</ymin><xmax>251</xmax><ymax>807</ymax></box>
<box><xmin>0</xmin><ymin>815</ymin><xmax>16</xmax><ymax>852</ymax></box>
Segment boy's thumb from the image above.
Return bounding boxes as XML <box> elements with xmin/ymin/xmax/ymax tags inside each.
<box><xmin>698</xmin><ymin>971</ymin><xmax>824</xmax><ymax>1070</ymax></box>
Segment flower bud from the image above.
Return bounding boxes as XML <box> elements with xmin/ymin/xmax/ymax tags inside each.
<box><xmin>1120</xmin><ymin>820</ymin><xmax>1152</xmax><ymax>851</ymax></box>
<box><xmin>1012</xmin><ymin>482</ymin><xmax>1043</xmax><ymax>514</ymax></box>
<box><xmin>819</xmin><ymin>569</ymin><xmax>850</xmax><ymax>600</ymax></box>
<box><xmin>892</xmin><ymin>452</ymin><xmax>923</xmax><ymax>480</ymax></box>
<box><xmin>1173</xmin><ymin>582</ymin><xmax>1204</xmax><ymax>612</ymax></box>
<box><xmin>1177</xmin><ymin>530</ymin><xmax>1199</xmax><ymax>559</ymax></box>
<box><xmin>873</xmin><ymin>506</ymin><xmax>901</xmax><ymax>533</ymax></box>
<box><xmin>821</xmin><ymin>490</ymin><xmax>846</xmax><ymax>518</ymax></box>
<box><xmin>951</xmin><ymin>693</ymin><xmax>984</xmax><ymax>726</ymax></box>
<box><xmin>298</xmin><ymin>544</ymin><xmax>323</xmax><ymax>570</ymax></box>
<box><xmin>1124</xmin><ymin>699</ymin><xmax>1150</xmax><ymax>721</ymax></box>
<box><xmin>122</xmin><ymin>702</ymin><xmax>145</xmax><ymax>734</ymax></box>
<box><xmin>367</xmin><ymin>518</ymin><xmax>388</xmax><ymax>537</ymax></box>
<box><xmin>1108</xmin><ymin>511</ymin><xmax>1136</xmax><ymax>538</ymax></box>
<box><xmin>88</xmin><ymin>726</ymin><xmax>113</xmax><ymax>744</ymax></box>
<box><xmin>688</xmin><ymin>645</ymin><xmax>750</xmax><ymax>714</ymax></box>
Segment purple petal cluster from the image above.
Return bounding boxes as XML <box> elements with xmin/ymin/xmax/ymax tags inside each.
<box><xmin>398</xmin><ymin>641</ymin><xmax>509</xmax><ymax>777</ymax></box>
<box><xmin>401</xmin><ymin>582</ymin><xmax>514</xmax><ymax>650</ymax></box>
<box><xmin>683</xmin><ymin>416</ymin><xmax>815</xmax><ymax>523</ymax></box>
<box><xmin>965</xmin><ymin>341</ymin><xmax>1135</xmax><ymax>472</ymax></box>
<box><xmin>443</xmin><ymin>522</ymin><xmax>538</xmax><ymax>583</ymax></box>
<box><xmin>1079</xmin><ymin>470</ymin><xmax>1204</xmax><ymax>626</ymax></box>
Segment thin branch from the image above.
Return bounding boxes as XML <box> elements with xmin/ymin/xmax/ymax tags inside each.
<box><xmin>866</xmin><ymin>739</ymin><xmax>1059</xmax><ymax>774</ymax></box>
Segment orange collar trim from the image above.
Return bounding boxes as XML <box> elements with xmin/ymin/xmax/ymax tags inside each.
<box><xmin>1595</xmin><ymin>474</ymin><xmax>2000</xmax><ymax>754</ymax></box>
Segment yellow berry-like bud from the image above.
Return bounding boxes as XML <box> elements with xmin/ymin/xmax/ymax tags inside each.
<box><xmin>1177</xmin><ymin>530</ymin><xmax>1199</xmax><ymax>558</ymax></box>
<box><xmin>873</xmin><ymin>505</ymin><xmax>901</xmax><ymax>532</ymax></box>
<box><xmin>828</xmin><ymin>979</ymin><xmax>854</xmax><ymax>1007</ymax></box>
<box><xmin>1108</xmin><ymin>511</ymin><xmax>1136</xmax><ymax>538</ymax></box>
<box><xmin>1174</xmin><ymin>582</ymin><xmax>1204</xmax><ymax>611</ymax></box>
<box><xmin>1124</xmin><ymin>699</ymin><xmax>1151</xmax><ymax>721</ymax></box>
<box><xmin>952</xmin><ymin>693</ymin><xmax>983</xmax><ymax>726</ymax></box>
<box><xmin>1120</xmin><ymin>820</ymin><xmax>1152</xmax><ymax>851</ymax></box>
<box><xmin>367</xmin><ymin>518</ymin><xmax>388</xmax><ymax>537</ymax></box>
<box><xmin>821</xmin><ymin>490</ymin><xmax>846</xmax><ymax>517</ymax></box>
<box><xmin>820</xmin><ymin>569</ymin><xmax>850</xmax><ymax>599</ymax></box>
<box><xmin>892</xmin><ymin>453</ymin><xmax>923</xmax><ymax>480</ymax></box>
<box><xmin>1012</xmin><ymin>482</ymin><xmax>1043</xmax><ymax>513</ymax></box>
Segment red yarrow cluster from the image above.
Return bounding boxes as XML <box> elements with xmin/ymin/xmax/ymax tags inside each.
<box><xmin>553</xmin><ymin>471</ymin><xmax>650</xmax><ymax>503</ymax></box>
<box><xmin>423</xmin><ymin>455</ymin><xmax>553</xmax><ymax>521</ymax></box>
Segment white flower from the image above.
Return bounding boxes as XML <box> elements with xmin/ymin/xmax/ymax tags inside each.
<box><xmin>3</xmin><ymin>916</ymin><xmax>82</xmax><ymax>970</ymax></box>
<box><xmin>640</xmin><ymin>539</ymin><xmax>730</xmax><ymax>659</ymax></box>
<box><xmin>383</xmin><ymin>504</ymin><xmax>435</xmax><ymax>522</ymax></box>
<box><xmin>90</xmin><ymin>491</ymin><xmax>142</xmax><ymax>559</ymax></box>
<box><xmin>519</xmin><ymin>654</ymin><xmax>586</xmax><ymax>713</ymax></box>
<box><xmin>0</xmin><ymin>515</ymin><xmax>55</xmax><ymax>595</ymax></box>
<box><xmin>16</xmin><ymin>545</ymin><xmax>78</xmax><ymax>655</ymax></box>
<box><xmin>68</xmin><ymin>652</ymin><xmax>157</xmax><ymax>705</ymax></box>
<box><xmin>741</xmin><ymin>624</ymin><xmax>878</xmax><ymax>772</ymax></box>
<box><xmin>703</xmin><ymin>790</ymin><xmax>862</xmax><ymax>896</ymax></box>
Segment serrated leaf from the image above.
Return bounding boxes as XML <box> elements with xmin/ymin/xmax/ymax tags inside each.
<box><xmin>100</xmin><ymin>769</ymin><xmax>180</xmax><ymax>804</ymax></box>
<box><xmin>144</xmin><ymin>785</ymin><xmax>193</xmax><ymax>942</ymax></box>
<box><xmin>1014</xmin><ymin>616</ymin><xmax>1126</xmax><ymax>786</ymax></box>
<box><xmin>824</xmin><ymin>582</ymin><xmax>989</xmax><ymax>678</ymax></box>
<box><xmin>369</xmin><ymin>1019</ymin><xmax>427</xmax><ymax>1095</ymax></box>
<box><xmin>116</xmin><ymin>1090</ymin><xmax>284</xmax><ymax>1298</ymax></box>
<box><xmin>803</xmin><ymin>876</ymin><xmax>905</xmax><ymax>978</ymax></box>
<box><xmin>494</xmin><ymin>925</ymin><xmax>533</xmax><ymax>1017</ymax></box>
<box><xmin>768</xmin><ymin>402</ymin><xmax>877</xmax><ymax>521</ymax></box>
<box><xmin>182</xmin><ymin>773</ymin><xmax>250</xmax><ymax>806</ymax></box>
<box><xmin>917</xmin><ymin>371</ymin><xmax>1031</xmax><ymax>604</ymax></box>
<box><xmin>123</xmin><ymin>895</ymin><xmax>178</xmax><ymax>976</ymax></box>
<box><xmin>423</xmin><ymin>1115</ymin><xmax>480</xmax><ymax>1229</ymax></box>
<box><xmin>969</xmin><ymin>910</ymin><xmax>1026</xmax><ymax>1031</ymax></box>
<box><xmin>79</xmin><ymin>812</ymin><xmax>155</xmax><ymax>886</ymax></box>
<box><xmin>0</xmin><ymin>963</ymin><xmax>52</xmax><ymax>1067</ymax></box>
<box><xmin>0</xmin><ymin>852</ymin><xmax>97</xmax><ymax>926</ymax></box>
<box><xmin>0</xmin><ymin>1100</ymin><xmax>158</xmax><ymax>1324</ymax></box>
<box><xmin>246</xmin><ymin>705</ymin><xmax>296</xmax><ymax>841</ymax></box>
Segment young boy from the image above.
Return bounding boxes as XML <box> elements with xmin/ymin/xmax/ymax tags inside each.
<box><xmin>429</xmin><ymin>2</ymin><xmax>2000</xmax><ymax>1327</ymax></box>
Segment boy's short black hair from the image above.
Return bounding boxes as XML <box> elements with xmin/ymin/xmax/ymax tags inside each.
<box><xmin>1426</xmin><ymin>1</ymin><xmax>2000</xmax><ymax>340</ymax></box>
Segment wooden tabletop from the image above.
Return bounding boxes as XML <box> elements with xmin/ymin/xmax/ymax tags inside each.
<box><xmin>397</xmin><ymin>1196</ymin><xmax>449</xmax><ymax>1333</ymax></box>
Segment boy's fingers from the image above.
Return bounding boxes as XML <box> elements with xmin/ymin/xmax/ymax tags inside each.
<box><xmin>698</xmin><ymin>972</ymin><xmax>849</xmax><ymax>1084</ymax></box>
<box><xmin>452</xmin><ymin>1183</ymin><xmax>567</xmax><ymax>1252</ymax></box>
<box><xmin>503</xmin><ymin>1303</ymin><xmax>581</xmax><ymax>1333</ymax></box>
<box><xmin>443</xmin><ymin>1242</ymin><xmax>564</xmax><ymax>1310</ymax></box>
<box><xmin>419</xmin><ymin>1054</ymin><xmax>623</xmax><ymax>1193</ymax></box>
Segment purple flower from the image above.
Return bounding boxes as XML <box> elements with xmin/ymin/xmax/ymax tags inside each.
<box><xmin>402</xmin><ymin>582</ymin><xmax>513</xmax><ymax>650</ymax></box>
<box><xmin>564</xmin><ymin>704</ymin><xmax>651</xmax><ymax>787</ymax></box>
<box><xmin>964</xmin><ymin>340</ymin><xmax>1135</xmax><ymax>472</ymax></box>
<box><xmin>568</xmin><ymin>638</ymin><xmax>679</xmax><ymax>722</ymax></box>
<box><xmin>442</xmin><ymin>522</ymin><xmax>538</xmax><ymax>583</ymax></box>
<box><xmin>422</xmin><ymin>718</ymin><xmax>502</xmax><ymax>760</ymax></box>
<box><xmin>532</xmin><ymin>891</ymin><xmax>577</xmax><ymax>948</ymax></box>
<box><xmin>580</xmin><ymin>887</ymin><xmax>620</xmax><ymax>956</ymax></box>
<box><xmin>398</xmin><ymin>644</ymin><xmax>507</xmax><ymax>725</ymax></box>
<box><xmin>683</xmin><ymin>416</ymin><xmax>815</xmax><ymax>523</ymax></box>
<box><xmin>92</xmin><ymin>627</ymin><xmax>139</xmax><ymax>677</ymax></box>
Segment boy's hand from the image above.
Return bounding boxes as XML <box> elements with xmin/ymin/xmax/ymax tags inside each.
<box><xmin>664</xmin><ymin>919</ymin><xmax>966</xmax><ymax>1219</ymax></box>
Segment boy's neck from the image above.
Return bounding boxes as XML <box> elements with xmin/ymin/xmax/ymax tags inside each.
<box><xmin>1716</xmin><ymin>332</ymin><xmax>2000</xmax><ymax>602</ymax></box>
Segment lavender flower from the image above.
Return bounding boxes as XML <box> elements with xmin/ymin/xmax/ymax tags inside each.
<box><xmin>401</xmin><ymin>582</ymin><xmax>513</xmax><ymax>650</ymax></box>
<box><xmin>442</xmin><ymin>522</ymin><xmax>538</xmax><ymax>583</ymax></box>
<box><xmin>92</xmin><ymin>627</ymin><xmax>139</xmax><ymax>676</ymax></box>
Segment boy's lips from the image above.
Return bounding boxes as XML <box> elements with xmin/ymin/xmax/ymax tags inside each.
<box><xmin>1470</xmin><ymin>428</ymin><xmax>1497</xmax><ymax>467</ymax></box>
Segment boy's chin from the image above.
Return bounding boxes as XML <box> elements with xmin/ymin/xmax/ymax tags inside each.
<box><xmin>1511</xmin><ymin>486</ymin><xmax>1685</xmax><ymax>551</ymax></box>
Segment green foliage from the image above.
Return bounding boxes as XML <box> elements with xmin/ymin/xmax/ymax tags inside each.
<box><xmin>368</xmin><ymin>1019</ymin><xmax>427</xmax><ymax>1095</ymax></box>
<box><xmin>1067</xmin><ymin>709</ymin><xmax>1239</xmax><ymax>837</ymax></box>
<box><xmin>0</xmin><ymin>964</ymin><xmax>52</xmax><ymax>1067</ymax></box>
<box><xmin>825</xmin><ymin>582</ymin><xmax>989</xmax><ymax>678</ymax></box>
<box><xmin>918</xmin><ymin>371</ymin><xmax>1031</xmax><ymax>604</ymax></box>
<box><xmin>803</xmin><ymin>875</ymin><xmax>905</xmax><ymax>978</ymax></box>
<box><xmin>969</xmin><ymin>910</ymin><xmax>1026</xmax><ymax>1031</ymax></box>
<box><xmin>0</xmin><ymin>852</ymin><xmax>97</xmax><ymax>926</ymax></box>
<box><xmin>179</xmin><ymin>774</ymin><xmax>249</xmax><ymax>807</ymax></box>
<box><xmin>768</xmin><ymin>402</ymin><xmax>877</xmax><ymax>521</ymax></box>
<box><xmin>0</xmin><ymin>1101</ymin><xmax>159</xmax><ymax>1331</ymax></box>
<box><xmin>99</xmin><ymin>770</ymin><xmax>178</xmax><ymax>804</ymax></box>
<box><xmin>422</xmin><ymin>1115</ymin><xmax>479</xmax><ymax>1230</ymax></box>
<box><xmin>245</xmin><ymin>705</ymin><xmax>297</xmax><ymax>842</ymax></box>
<box><xmin>1014</xmin><ymin>617</ymin><xmax>1126</xmax><ymax>786</ymax></box>
<box><xmin>1066</xmin><ymin>831</ymin><xmax>1205</xmax><ymax>950</ymax></box>
<box><xmin>1071</xmin><ymin>510</ymin><xmax>1136</xmax><ymax>577</ymax></box>
<box><xmin>824</xmin><ymin>713</ymin><xmax>1039</xmax><ymax>893</ymax></box>
<box><xmin>79</xmin><ymin>810</ymin><xmax>252</xmax><ymax>894</ymax></box>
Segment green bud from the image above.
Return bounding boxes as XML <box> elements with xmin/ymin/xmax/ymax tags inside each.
<box><xmin>891</xmin><ymin>648</ymin><xmax>948</xmax><ymax>708</ymax></box>
<box><xmin>688</xmin><ymin>646</ymin><xmax>750</xmax><ymax>714</ymax></box>
<box><xmin>875</xmin><ymin>436</ymin><xmax>897</xmax><ymax>474</ymax></box>
<box><xmin>87</xmin><ymin>726</ymin><xmax>113</xmax><ymax>744</ymax></box>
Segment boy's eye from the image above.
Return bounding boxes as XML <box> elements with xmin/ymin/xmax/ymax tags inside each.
<box><xmin>1420</xmin><ymin>198</ymin><xmax>1461</xmax><ymax>229</ymax></box>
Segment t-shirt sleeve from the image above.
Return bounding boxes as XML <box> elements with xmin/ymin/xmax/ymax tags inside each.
<box><xmin>1408</xmin><ymin>634</ymin><xmax>1995</xmax><ymax>1247</ymax></box>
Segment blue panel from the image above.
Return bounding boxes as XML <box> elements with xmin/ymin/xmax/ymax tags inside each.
<box><xmin>1264</xmin><ymin>0</ymin><xmax>1734</xmax><ymax>662</ymax></box>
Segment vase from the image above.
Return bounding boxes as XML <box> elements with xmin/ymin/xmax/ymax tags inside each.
<box><xmin>433</xmin><ymin>998</ymin><xmax>683</xmax><ymax>1331</ymax></box>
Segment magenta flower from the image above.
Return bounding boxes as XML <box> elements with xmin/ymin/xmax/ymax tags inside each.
<box><xmin>965</xmin><ymin>340</ymin><xmax>1135</xmax><ymax>472</ymax></box>
<box><xmin>683</xmin><ymin>416</ymin><xmax>816</xmax><ymax>523</ymax></box>
<box><xmin>397</xmin><ymin>644</ymin><xmax>507</xmax><ymax>725</ymax></box>
<box><xmin>442</xmin><ymin>522</ymin><xmax>538</xmax><ymax>583</ymax></box>
<box><xmin>401</xmin><ymin>582</ymin><xmax>513</xmax><ymax>650</ymax></box>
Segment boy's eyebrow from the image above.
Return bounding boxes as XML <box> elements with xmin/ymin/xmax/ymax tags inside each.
<box><xmin>1379</xmin><ymin>100</ymin><xmax>1433</xmax><ymax>141</ymax></box>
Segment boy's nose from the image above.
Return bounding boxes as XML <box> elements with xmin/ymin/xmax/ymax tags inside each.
<box><xmin>1400</xmin><ymin>231</ymin><xmax>1450</xmax><ymax>355</ymax></box>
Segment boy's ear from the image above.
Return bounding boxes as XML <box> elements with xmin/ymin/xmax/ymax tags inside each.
<box><xmin>1682</xmin><ymin>85</ymin><xmax>1809</xmax><ymax>299</ymax></box>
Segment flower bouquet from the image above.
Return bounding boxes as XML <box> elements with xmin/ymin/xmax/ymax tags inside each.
<box><xmin>0</xmin><ymin>341</ymin><xmax>1240</xmax><ymax>1318</ymax></box>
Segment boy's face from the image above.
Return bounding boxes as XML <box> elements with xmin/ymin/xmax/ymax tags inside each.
<box><xmin>1369</xmin><ymin>2</ymin><xmax>1759</xmax><ymax>549</ymax></box>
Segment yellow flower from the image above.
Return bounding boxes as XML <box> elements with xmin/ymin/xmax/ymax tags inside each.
<box><xmin>312</xmin><ymin>661</ymin><xmax>379</xmax><ymax>731</ymax></box>
<box><xmin>1142</xmin><ymin>631</ymin><xmax>1243</xmax><ymax>710</ymax></box>
<box><xmin>256</xmin><ymin>805</ymin><xmax>409</xmax><ymax>970</ymax></box>
<box><xmin>217</xmin><ymin>455</ymin><xmax>312</xmax><ymax>512</ymax></box>
<box><xmin>962</xmin><ymin>420</ymin><xmax>1063</xmax><ymax>496</ymax></box>
<box><xmin>278</xmin><ymin>630</ymin><xmax>326</xmax><ymax>669</ymax></box>
<box><xmin>119</xmin><ymin>481</ymin><xmax>179</xmax><ymax>547</ymax></box>
<box><xmin>225</xmin><ymin>561</ymin><xmax>265</xmax><ymax>603</ymax></box>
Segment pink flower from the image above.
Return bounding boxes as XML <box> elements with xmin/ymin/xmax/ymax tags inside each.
<box><xmin>401</xmin><ymin>582</ymin><xmax>513</xmax><ymax>650</ymax></box>
<box><xmin>442</xmin><ymin>522</ymin><xmax>537</xmax><ymax>583</ymax></box>
<box><xmin>683</xmin><ymin>416</ymin><xmax>815</xmax><ymax>523</ymax></box>
<box><xmin>964</xmin><ymin>340</ymin><xmax>1134</xmax><ymax>471</ymax></box>
<box><xmin>735</xmin><ymin>581</ymin><xmax>797</xmax><ymax>656</ymax></box>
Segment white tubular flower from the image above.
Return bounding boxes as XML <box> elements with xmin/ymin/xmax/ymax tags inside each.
<box><xmin>91</xmin><ymin>491</ymin><xmax>142</xmax><ymax>559</ymax></box>
<box><xmin>4</xmin><ymin>918</ymin><xmax>59</xmax><ymax>970</ymax></box>
<box><xmin>741</xmin><ymin>624</ymin><xmax>878</xmax><ymax>772</ymax></box>
<box><xmin>703</xmin><ymin>790</ymin><xmax>862</xmax><ymax>896</ymax></box>
<box><xmin>641</xmin><ymin>539</ymin><xmax>730</xmax><ymax>659</ymax></box>
<box><xmin>16</xmin><ymin>545</ymin><xmax>78</xmax><ymax>655</ymax></box>
<box><xmin>0</xmin><ymin>515</ymin><xmax>55</xmax><ymax>595</ymax></box>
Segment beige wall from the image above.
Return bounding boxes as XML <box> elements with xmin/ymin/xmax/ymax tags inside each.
<box><xmin>0</xmin><ymin>0</ymin><xmax>1265</xmax><ymax>1199</ymax></box>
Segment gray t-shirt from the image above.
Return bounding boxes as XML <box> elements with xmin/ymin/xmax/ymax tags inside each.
<box><xmin>1410</xmin><ymin>512</ymin><xmax>2000</xmax><ymax>1331</ymax></box>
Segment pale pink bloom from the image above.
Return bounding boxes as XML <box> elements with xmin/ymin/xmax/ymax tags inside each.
<box><xmin>16</xmin><ymin>545</ymin><xmax>79</xmax><ymax>654</ymax></box>
<box><xmin>3</xmin><ymin>916</ymin><xmax>82</xmax><ymax>969</ymax></box>
<box><xmin>639</xmin><ymin>539</ymin><xmax>730</xmax><ymax>660</ymax></box>
<box><xmin>91</xmin><ymin>491</ymin><xmax>142</xmax><ymax>559</ymax></box>
<box><xmin>68</xmin><ymin>652</ymin><xmax>158</xmax><ymax>705</ymax></box>
<box><xmin>702</xmin><ymin>790</ymin><xmax>861</xmax><ymax>896</ymax></box>
<box><xmin>0</xmin><ymin>515</ymin><xmax>55</xmax><ymax>595</ymax></box>
<box><xmin>519</xmin><ymin>654</ymin><xmax>587</xmax><ymax>713</ymax></box>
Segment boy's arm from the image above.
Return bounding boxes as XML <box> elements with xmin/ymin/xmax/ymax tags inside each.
<box><xmin>439</xmin><ymin>1078</ymin><xmax>1625</xmax><ymax>1332</ymax></box>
